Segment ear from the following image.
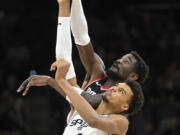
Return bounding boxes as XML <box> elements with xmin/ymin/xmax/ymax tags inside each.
<box><xmin>121</xmin><ymin>103</ymin><xmax>129</xmax><ymax>111</ymax></box>
<box><xmin>129</xmin><ymin>73</ymin><xmax>138</xmax><ymax>81</ymax></box>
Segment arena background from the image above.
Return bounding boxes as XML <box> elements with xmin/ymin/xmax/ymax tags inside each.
<box><xmin>0</xmin><ymin>0</ymin><xmax>180</xmax><ymax>135</ymax></box>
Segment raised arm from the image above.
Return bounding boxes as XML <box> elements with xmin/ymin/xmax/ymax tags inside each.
<box><xmin>56</xmin><ymin>0</ymin><xmax>77</xmax><ymax>86</ymax></box>
<box><xmin>70</xmin><ymin>0</ymin><xmax>105</xmax><ymax>80</ymax></box>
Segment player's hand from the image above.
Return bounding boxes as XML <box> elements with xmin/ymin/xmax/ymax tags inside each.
<box><xmin>50</xmin><ymin>58</ymin><xmax>70</xmax><ymax>80</ymax></box>
<box><xmin>50</xmin><ymin>61</ymin><xmax>57</xmax><ymax>71</ymax></box>
<box><xmin>17</xmin><ymin>75</ymin><xmax>51</xmax><ymax>96</ymax></box>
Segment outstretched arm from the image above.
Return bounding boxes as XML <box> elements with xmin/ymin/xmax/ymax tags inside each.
<box><xmin>56</xmin><ymin>0</ymin><xmax>77</xmax><ymax>85</ymax></box>
<box><xmin>70</xmin><ymin>0</ymin><xmax>105</xmax><ymax>80</ymax></box>
<box><xmin>16</xmin><ymin>72</ymin><xmax>102</xmax><ymax>110</ymax></box>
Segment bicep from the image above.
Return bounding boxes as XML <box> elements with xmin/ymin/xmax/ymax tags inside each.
<box><xmin>92</xmin><ymin>115</ymin><xmax>128</xmax><ymax>135</ymax></box>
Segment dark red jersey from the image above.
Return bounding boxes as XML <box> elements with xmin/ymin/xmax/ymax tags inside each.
<box><xmin>84</xmin><ymin>75</ymin><xmax>110</xmax><ymax>95</ymax></box>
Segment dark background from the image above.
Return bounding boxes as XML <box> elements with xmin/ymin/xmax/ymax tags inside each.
<box><xmin>0</xmin><ymin>0</ymin><xmax>180</xmax><ymax>135</ymax></box>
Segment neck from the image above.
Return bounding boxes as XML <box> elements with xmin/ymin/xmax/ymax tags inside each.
<box><xmin>104</xmin><ymin>78</ymin><xmax>123</xmax><ymax>87</ymax></box>
<box><xmin>96</xmin><ymin>101</ymin><xmax>115</xmax><ymax>115</ymax></box>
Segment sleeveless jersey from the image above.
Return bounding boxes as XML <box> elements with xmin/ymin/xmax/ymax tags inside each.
<box><xmin>63</xmin><ymin>111</ymin><xmax>111</xmax><ymax>135</ymax></box>
<box><xmin>64</xmin><ymin>83</ymin><xmax>128</xmax><ymax>135</ymax></box>
<box><xmin>84</xmin><ymin>75</ymin><xmax>110</xmax><ymax>95</ymax></box>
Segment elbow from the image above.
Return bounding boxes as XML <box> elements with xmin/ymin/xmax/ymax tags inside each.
<box><xmin>87</xmin><ymin>115</ymin><xmax>99</xmax><ymax>128</ymax></box>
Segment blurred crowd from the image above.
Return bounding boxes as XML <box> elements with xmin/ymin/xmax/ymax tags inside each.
<box><xmin>0</xmin><ymin>1</ymin><xmax>180</xmax><ymax>135</ymax></box>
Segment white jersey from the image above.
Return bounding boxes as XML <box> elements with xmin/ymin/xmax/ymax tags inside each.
<box><xmin>63</xmin><ymin>111</ymin><xmax>111</xmax><ymax>135</ymax></box>
<box><xmin>64</xmin><ymin>87</ymin><xmax>127</xmax><ymax>135</ymax></box>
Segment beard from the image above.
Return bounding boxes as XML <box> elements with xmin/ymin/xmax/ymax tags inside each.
<box><xmin>106</xmin><ymin>67</ymin><xmax>124</xmax><ymax>81</ymax></box>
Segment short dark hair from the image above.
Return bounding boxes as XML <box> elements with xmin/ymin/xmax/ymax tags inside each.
<box><xmin>124</xmin><ymin>79</ymin><xmax>144</xmax><ymax>116</ymax></box>
<box><xmin>130</xmin><ymin>51</ymin><xmax>149</xmax><ymax>84</ymax></box>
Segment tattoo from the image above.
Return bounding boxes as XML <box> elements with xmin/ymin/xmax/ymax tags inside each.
<box><xmin>81</xmin><ymin>92</ymin><xmax>102</xmax><ymax>109</ymax></box>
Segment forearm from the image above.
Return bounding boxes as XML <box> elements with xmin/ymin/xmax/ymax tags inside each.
<box><xmin>48</xmin><ymin>78</ymin><xmax>66</xmax><ymax>97</ymax></box>
<box><xmin>70</xmin><ymin>0</ymin><xmax>96</xmax><ymax>76</ymax></box>
<box><xmin>70</xmin><ymin>0</ymin><xmax>90</xmax><ymax>46</ymax></box>
<box><xmin>55</xmin><ymin>0</ymin><xmax>76</xmax><ymax>80</ymax></box>
<box><xmin>58</xmin><ymin>2</ymin><xmax>70</xmax><ymax>17</ymax></box>
<box><xmin>58</xmin><ymin>78</ymin><xmax>99</xmax><ymax>124</ymax></box>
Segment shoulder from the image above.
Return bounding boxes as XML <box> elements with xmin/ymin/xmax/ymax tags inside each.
<box><xmin>85</xmin><ymin>75</ymin><xmax>107</xmax><ymax>87</ymax></box>
<box><xmin>109</xmin><ymin>114</ymin><xmax>129</xmax><ymax>123</ymax></box>
<box><xmin>109</xmin><ymin>114</ymin><xmax>129</xmax><ymax>132</ymax></box>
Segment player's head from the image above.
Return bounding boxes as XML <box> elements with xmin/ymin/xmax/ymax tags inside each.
<box><xmin>106</xmin><ymin>51</ymin><xmax>149</xmax><ymax>84</ymax></box>
<box><xmin>102</xmin><ymin>79</ymin><xmax>144</xmax><ymax>116</ymax></box>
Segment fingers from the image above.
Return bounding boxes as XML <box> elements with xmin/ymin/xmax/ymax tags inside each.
<box><xmin>50</xmin><ymin>61</ymin><xmax>57</xmax><ymax>71</ymax></box>
<box><xmin>22</xmin><ymin>82</ymin><xmax>33</xmax><ymax>96</ymax></box>
<box><xmin>17</xmin><ymin>75</ymin><xmax>50</xmax><ymax>96</ymax></box>
<box><xmin>17</xmin><ymin>79</ymin><xmax>29</xmax><ymax>93</ymax></box>
<box><xmin>17</xmin><ymin>76</ymin><xmax>33</xmax><ymax>96</ymax></box>
<box><xmin>50</xmin><ymin>59</ymin><xmax>70</xmax><ymax>72</ymax></box>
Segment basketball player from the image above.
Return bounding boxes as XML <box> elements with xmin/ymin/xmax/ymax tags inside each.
<box><xmin>55</xmin><ymin>0</ymin><xmax>149</xmax><ymax>97</ymax></box>
<box><xmin>17</xmin><ymin>58</ymin><xmax>144</xmax><ymax>135</ymax></box>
